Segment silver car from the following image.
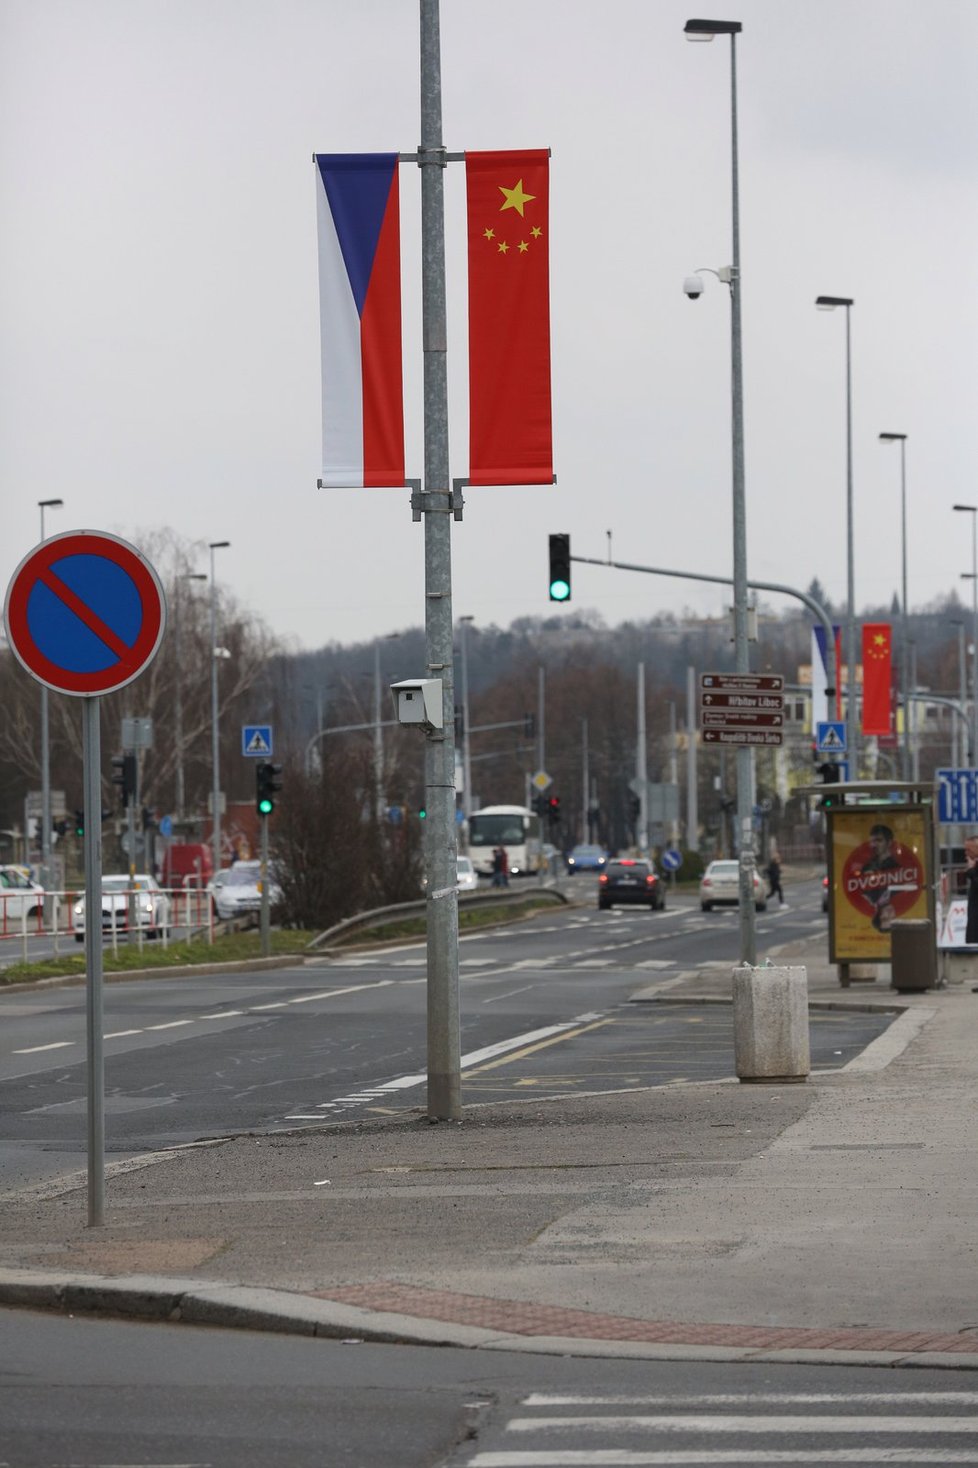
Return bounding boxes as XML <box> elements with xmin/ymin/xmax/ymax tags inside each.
<box><xmin>699</xmin><ymin>859</ymin><xmax>767</xmax><ymax>913</ymax></box>
<box><xmin>73</xmin><ymin>874</ymin><xmax>169</xmax><ymax>940</ymax></box>
<box><xmin>210</xmin><ymin>861</ymin><xmax>282</xmax><ymax>921</ymax></box>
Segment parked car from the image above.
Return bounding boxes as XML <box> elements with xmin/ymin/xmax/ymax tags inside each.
<box><xmin>456</xmin><ymin>855</ymin><xmax>479</xmax><ymax>893</ymax></box>
<box><xmin>73</xmin><ymin>874</ymin><xmax>169</xmax><ymax>941</ymax></box>
<box><xmin>699</xmin><ymin>859</ymin><xmax>767</xmax><ymax>913</ymax></box>
<box><xmin>209</xmin><ymin>860</ymin><xmax>282</xmax><ymax>922</ymax></box>
<box><xmin>0</xmin><ymin>866</ymin><xmax>45</xmax><ymax>925</ymax></box>
<box><xmin>598</xmin><ymin>858</ymin><xmax>666</xmax><ymax>911</ymax></box>
<box><xmin>566</xmin><ymin>844</ymin><xmax>608</xmax><ymax>874</ymax></box>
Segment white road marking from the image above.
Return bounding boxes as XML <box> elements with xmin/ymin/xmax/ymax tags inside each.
<box><xmin>11</xmin><ymin>1041</ymin><xmax>75</xmax><ymax>1054</ymax></box>
<box><xmin>508</xmin><ymin>1415</ymin><xmax>978</xmax><ymax>1435</ymax></box>
<box><xmin>104</xmin><ymin>1029</ymin><xmax>143</xmax><ymax>1039</ymax></box>
<box><xmin>145</xmin><ymin>1020</ymin><xmax>194</xmax><ymax>1031</ymax></box>
<box><xmin>468</xmin><ymin>1451</ymin><xmax>978</xmax><ymax>1465</ymax></box>
<box><xmin>524</xmin><ymin>1393</ymin><xmax>978</xmax><ymax>1407</ymax></box>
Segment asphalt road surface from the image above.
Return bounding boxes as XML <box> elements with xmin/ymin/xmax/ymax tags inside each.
<box><xmin>0</xmin><ymin>880</ymin><xmax>891</xmax><ymax>1190</ymax></box>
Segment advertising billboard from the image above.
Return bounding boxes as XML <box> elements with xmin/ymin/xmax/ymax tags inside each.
<box><xmin>828</xmin><ymin>807</ymin><xmax>932</xmax><ymax>963</ymax></box>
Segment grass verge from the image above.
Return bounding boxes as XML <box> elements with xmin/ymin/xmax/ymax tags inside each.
<box><xmin>0</xmin><ymin>928</ymin><xmax>317</xmax><ymax>986</ymax></box>
<box><xmin>332</xmin><ymin>892</ymin><xmax>559</xmax><ymax>947</ymax></box>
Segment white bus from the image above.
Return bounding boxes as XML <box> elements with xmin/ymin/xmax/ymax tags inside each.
<box><xmin>467</xmin><ymin>804</ymin><xmax>543</xmax><ymax>878</ymax></box>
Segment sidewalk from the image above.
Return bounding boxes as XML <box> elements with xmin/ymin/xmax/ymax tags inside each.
<box><xmin>1</xmin><ymin>934</ymin><xmax>976</xmax><ymax>1368</ymax></box>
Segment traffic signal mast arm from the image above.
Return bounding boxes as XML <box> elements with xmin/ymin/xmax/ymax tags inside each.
<box><xmin>561</xmin><ymin>543</ymin><xmax>837</xmax><ymax>709</ymax></box>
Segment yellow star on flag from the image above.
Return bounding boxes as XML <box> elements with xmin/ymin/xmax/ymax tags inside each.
<box><xmin>518</xmin><ymin>240</ymin><xmax>529</xmax><ymax>253</ymax></box>
<box><xmin>498</xmin><ymin>178</ymin><xmax>535</xmax><ymax>217</ymax></box>
<box><xmin>483</xmin><ymin>227</ymin><xmax>495</xmax><ymax>241</ymax></box>
<box><xmin>497</xmin><ymin>240</ymin><xmax>509</xmax><ymax>254</ymax></box>
<box><xmin>531</xmin><ymin>226</ymin><xmax>542</xmax><ymax>238</ymax></box>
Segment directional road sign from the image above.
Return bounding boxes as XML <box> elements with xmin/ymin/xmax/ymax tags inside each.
<box><xmin>700</xmin><ymin>673</ymin><xmax>784</xmax><ymax>692</ymax></box>
<box><xmin>661</xmin><ymin>848</ymin><xmax>682</xmax><ymax>872</ymax></box>
<box><xmin>816</xmin><ymin>720</ymin><xmax>847</xmax><ymax>753</ymax></box>
<box><xmin>242</xmin><ymin>724</ymin><xmax>274</xmax><ymax>757</ymax></box>
<box><xmin>3</xmin><ymin>531</ymin><xmax>166</xmax><ymax>697</ymax></box>
<box><xmin>937</xmin><ymin>768</ymin><xmax>978</xmax><ymax>824</ymax></box>
<box><xmin>699</xmin><ymin>670</ymin><xmax>784</xmax><ymax>745</ymax></box>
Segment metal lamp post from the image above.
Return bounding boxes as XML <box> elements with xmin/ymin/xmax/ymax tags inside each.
<box><xmin>458</xmin><ymin>616</ymin><xmax>474</xmax><ymax>824</ymax></box>
<box><xmin>684</xmin><ymin>15</ymin><xmax>756</xmax><ymax>966</ymax></box>
<box><xmin>879</xmin><ymin>433</ymin><xmax>909</xmax><ymax>777</ymax></box>
<box><xmin>953</xmin><ymin>505</ymin><xmax>978</xmax><ymax>767</ymax></box>
<box><xmin>208</xmin><ymin>541</ymin><xmax>230</xmax><ymax>877</ymax></box>
<box><xmin>38</xmin><ymin>497</ymin><xmax>64</xmax><ymax>895</ymax></box>
<box><xmin>815</xmin><ymin>295</ymin><xmax>858</xmax><ymax>778</ymax></box>
<box><xmin>174</xmin><ymin>572</ymin><xmax>206</xmax><ymax>820</ymax></box>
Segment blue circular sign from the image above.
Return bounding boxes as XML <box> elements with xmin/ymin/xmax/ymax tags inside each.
<box><xmin>661</xmin><ymin>848</ymin><xmax>682</xmax><ymax>871</ymax></box>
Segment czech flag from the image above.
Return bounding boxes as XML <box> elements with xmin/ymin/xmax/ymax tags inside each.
<box><xmin>315</xmin><ymin>154</ymin><xmax>405</xmax><ymax>487</ymax></box>
<box><xmin>862</xmin><ymin>622</ymin><xmax>892</xmax><ymax>736</ymax></box>
<box><xmin>466</xmin><ymin>149</ymin><xmax>553</xmax><ymax>486</ymax></box>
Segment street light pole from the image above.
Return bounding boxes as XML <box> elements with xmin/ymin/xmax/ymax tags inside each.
<box><xmin>174</xmin><ymin>572</ymin><xmax>206</xmax><ymax>820</ymax></box>
<box><xmin>208</xmin><ymin>540</ymin><xmax>230</xmax><ymax>877</ymax></box>
<box><xmin>816</xmin><ymin>295</ymin><xmax>858</xmax><ymax>779</ymax></box>
<box><xmin>953</xmin><ymin>505</ymin><xmax>978</xmax><ymax>767</ymax></box>
<box><xmin>880</xmin><ymin>434</ymin><xmax>909</xmax><ymax>777</ymax></box>
<box><xmin>458</xmin><ymin>616</ymin><xmax>474</xmax><ymax>823</ymax></box>
<box><xmin>684</xmin><ymin>15</ymin><xmax>755</xmax><ymax>965</ymax></box>
<box><xmin>38</xmin><ymin>498</ymin><xmax>64</xmax><ymax>896</ymax></box>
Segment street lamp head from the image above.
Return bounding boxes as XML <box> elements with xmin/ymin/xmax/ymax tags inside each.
<box><xmin>879</xmin><ymin>432</ymin><xmax>907</xmax><ymax>443</ymax></box>
<box><xmin>182</xmin><ymin>572</ymin><xmax>207</xmax><ymax>581</ymax></box>
<box><xmin>961</xmin><ymin>573</ymin><xmax>977</xmax><ymax>582</ymax></box>
<box><xmin>209</xmin><ymin>540</ymin><xmax>231</xmax><ymax>550</ymax></box>
<box><xmin>38</xmin><ymin>498</ymin><xmax>64</xmax><ymax>509</ymax></box>
<box><xmin>815</xmin><ymin>295</ymin><xmax>854</xmax><ymax>310</ymax></box>
<box><xmin>684</xmin><ymin>17</ymin><xmax>742</xmax><ymax>38</ymax></box>
<box><xmin>953</xmin><ymin>504</ymin><xmax>977</xmax><ymax>514</ymax></box>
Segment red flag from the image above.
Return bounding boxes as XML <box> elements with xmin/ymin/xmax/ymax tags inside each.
<box><xmin>466</xmin><ymin>150</ymin><xmax>553</xmax><ymax>486</ymax></box>
<box><xmin>862</xmin><ymin>623</ymin><xmax>892</xmax><ymax>735</ymax></box>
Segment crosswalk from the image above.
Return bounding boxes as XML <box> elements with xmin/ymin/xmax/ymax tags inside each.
<box><xmin>459</xmin><ymin>1391</ymin><xmax>978</xmax><ymax>1465</ymax></box>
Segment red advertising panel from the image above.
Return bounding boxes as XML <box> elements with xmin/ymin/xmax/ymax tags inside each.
<box><xmin>828</xmin><ymin>807</ymin><xmax>931</xmax><ymax>963</ymax></box>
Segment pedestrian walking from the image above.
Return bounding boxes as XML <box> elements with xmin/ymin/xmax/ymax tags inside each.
<box><xmin>765</xmin><ymin>854</ymin><xmax>784</xmax><ymax>905</ymax></box>
<box><xmin>499</xmin><ymin>846</ymin><xmax>509</xmax><ymax>887</ymax></box>
<box><xmin>964</xmin><ymin>836</ymin><xmax>978</xmax><ymax>944</ymax></box>
<box><xmin>491</xmin><ymin>847</ymin><xmax>505</xmax><ymax>888</ymax></box>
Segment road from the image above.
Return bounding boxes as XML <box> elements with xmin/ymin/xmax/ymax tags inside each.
<box><xmin>0</xmin><ymin>878</ymin><xmax>890</xmax><ymax>1190</ymax></box>
<box><xmin>2</xmin><ymin>1307</ymin><xmax>975</xmax><ymax>1468</ymax></box>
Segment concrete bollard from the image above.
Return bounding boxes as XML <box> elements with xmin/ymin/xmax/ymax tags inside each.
<box><xmin>732</xmin><ymin>964</ymin><xmax>810</xmax><ymax>1083</ymax></box>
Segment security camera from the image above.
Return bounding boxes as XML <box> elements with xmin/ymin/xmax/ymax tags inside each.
<box><xmin>683</xmin><ymin>275</ymin><xmax>704</xmax><ymax>300</ymax></box>
<box><xmin>390</xmin><ymin>678</ymin><xmax>444</xmax><ymax>732</ymax></box>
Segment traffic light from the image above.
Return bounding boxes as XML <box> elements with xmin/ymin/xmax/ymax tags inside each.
<box><xmin>523</xmin><ymin>712</ymin><xmax>536</xmax><ymax>738</ymax></box>
<box><xmin>548</xmin><ymin>533</ymin><xmax>571</xmax><ymax>602</ymax></box>
<box><xmin>547</xmin><ymin>794</ymin><xmax>562</xmax><ymax>826</ymax></box>
<box><xmin>418</xmin><ymin>805</ymin><xmax>427</xmax><ymax>820</ymax></box>
<box><xmin>74</xmin><ymin>809</ymin><xmax>84</xmax><ymax>837</ymax></box>
<box><xmin>532</xmin><ymin>793</ymin><xmax>548</xmax><ymax>817</ymax></box>
<box><xmin>817</xmin><ymin>761</ymin><xmax>842</xmax><ymax>809</ymax></box>
<box><xmin>255</xmin><ymin>761</ymin><xmax>283</xmax><ymax>816</ymax></box>
<box><xmin>628</xmin><ymin>793</ymin><xmax>641</xmax><ymax>822</ymax></box>
<box><xmin>454</xmin><ymin>705</ymin><xmax>464</xmax><ymax>739</ymax></box>
<box><xmin>111</xmin><ymin>753</ymin><xmax>137</xmax><ymax>809</ymax></box>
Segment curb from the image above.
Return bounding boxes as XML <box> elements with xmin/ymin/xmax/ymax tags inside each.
<box><xmin>1</xmin><ymin>1269</ymin><xmax>975</xmax><ymax>1370</ymax></box>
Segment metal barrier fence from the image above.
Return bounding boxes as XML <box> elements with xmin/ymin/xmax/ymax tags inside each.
<box><xmin>0</xmin><ymin>886</ymin><xmax>219</xmax><ymax>966</ymax></box>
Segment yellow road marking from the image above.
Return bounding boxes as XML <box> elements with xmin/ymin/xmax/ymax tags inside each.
<box><xmin>463</xmin><ymin>1017</ymin><xmax>615</xmax><ymax>1076</ymax></box>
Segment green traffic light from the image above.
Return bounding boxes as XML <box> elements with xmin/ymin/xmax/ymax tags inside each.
<box><xmin>549</xmin><ymin>578</ymin><xmax>571</xmax><ymax>602</ymax></box>
<box><xmin>258</xmin><ymin>797</ymin><xmax>274</xmax><ymax>816</ymax></box>
<box><xmin>419</xmin><ymin>807</ymin><xmax>427</xmax><ymax>820</ymax></box>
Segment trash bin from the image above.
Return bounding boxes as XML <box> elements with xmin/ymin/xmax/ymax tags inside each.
<box><xmin>890</xmin><ymin>919</ymin><xmax>937</xmax><ymax>993</ymax></box>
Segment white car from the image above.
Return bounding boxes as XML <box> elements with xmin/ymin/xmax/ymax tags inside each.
<box><xmin>209</xmin><ymin>861</ymin><xmax>283</xmax><ymax>922</ymax></box>
<box><xmin>0</xmin><ymin>866</ymin><xmax>45</xmax><ymax>926</ymax></box>
<box><xmin>73</xmin><ymin>874</ymin><xmax>170</xmax><ymax>941</ymax></box>
<box><xmin>456</xmin><ymin>855</ymin><xmax>479</xmax><ymax>893</ymax></box>
<box><xmin>699</xmin><ymin>859</ymin><xmax>767</xmax><ymax>913</ymax></box>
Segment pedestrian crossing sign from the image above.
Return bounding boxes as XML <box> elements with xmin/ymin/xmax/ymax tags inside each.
<box><xmin>242</xmin><ymin>724</ymin><xmax>273</xmax><ymax>757</ymax></box>
<box><xmin>816</xmin><ymin>720</ymin><xmax>846</xmax><ymax>753</ymax></box>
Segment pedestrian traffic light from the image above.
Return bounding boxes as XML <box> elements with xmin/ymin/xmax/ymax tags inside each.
<box><xmin>548</xmin><ymin>533</ymin><xmax>571</xmax><ymax>602</ymax></box>
<box><xmin>74</xmin><ymin>809</ymin><xmax>85</xmax><ymax>837</ymax></box>
<box><xmin>817</xmin><ymin>761</ymin><xmax>842</xmax><ymax>810</ymax></box>
<box><xmin>111</xmin><ymin>753</ymin><xmax>137</xmax><ymax>809</ymax></box>
<box><xmin>255</xmin><ymin>761</ymin><xmax>283</xmax><ymax>816</ymax></box>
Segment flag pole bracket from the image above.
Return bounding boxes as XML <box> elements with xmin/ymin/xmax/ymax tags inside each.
<box><xmin>411</xmin><ymin>481</ymin><xmax>465</xmax><ymax>523</ymax></box>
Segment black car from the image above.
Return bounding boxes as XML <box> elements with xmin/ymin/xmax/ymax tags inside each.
<box><xmin>598</xmin><ymin>858</ymin><xmax>665</xmax><ymax>911</ymax></box>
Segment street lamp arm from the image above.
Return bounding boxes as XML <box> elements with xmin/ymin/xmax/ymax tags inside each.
<box><xmin>570</xmin><ymin>552</ymin><xmax>837</xmax><ymax>706</ymax></box>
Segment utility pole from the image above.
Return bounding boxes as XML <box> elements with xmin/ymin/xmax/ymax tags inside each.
<box><xmin>636</xmin><ymin>662</ymin><xmax>648</xmax><ymax>855</ymax></box>
<box><xmin>419</xmin><ymin>0</ymin><xmax>460</xmax><ymax>1121</ymax></box>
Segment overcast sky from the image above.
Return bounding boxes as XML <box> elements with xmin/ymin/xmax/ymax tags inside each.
<box><xmin>2</xmin><ymin>0</ymin><xmax>976</xmax><ymax>656</ymax></box>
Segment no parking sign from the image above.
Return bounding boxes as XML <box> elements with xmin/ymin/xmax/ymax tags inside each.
<box><xmin>3</xmin><ymin>530</ymin><xmax>166</xmax><ymax>696</ymax></box>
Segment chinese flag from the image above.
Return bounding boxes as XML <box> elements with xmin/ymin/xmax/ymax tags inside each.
<box><xmin>466</xmin><ymin>150</ymin><xmax>553</xmax><ymax>485</ymax></box>
<box><xmin>862</xmin><ymin>623</ymin><xmax>892</xmax><ymax>735</ymax></box>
